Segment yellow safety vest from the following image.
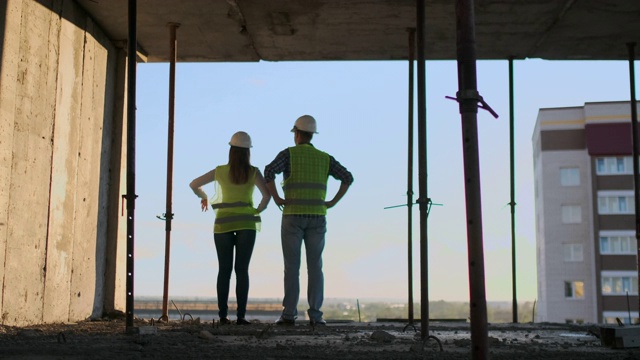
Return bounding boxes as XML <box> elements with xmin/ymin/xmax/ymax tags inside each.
<box><xmin>282</xmin><ymin>144</ymin><xmax>330</xmax><ymax>215</ymax></box>
<box><xmin>211</xmin><ymin>165</ymin><xmax>260</xmax><ymax>233</ymax></box>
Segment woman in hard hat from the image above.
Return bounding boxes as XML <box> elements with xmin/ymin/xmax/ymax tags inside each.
<box><xmin>189</xmin><ymin>131</ymin><xmax>270</xmax><ymax>325</ymax></box>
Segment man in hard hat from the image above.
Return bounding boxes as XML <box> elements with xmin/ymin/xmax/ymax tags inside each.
<box><xmin>264</xmin><ymin>115</ymin><xmax>354</xmax><ymax>326</ymax></box>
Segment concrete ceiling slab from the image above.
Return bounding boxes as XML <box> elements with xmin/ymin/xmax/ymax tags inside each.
<box><xmin>74</xmin><ymin>0</ymin><xmax>640</xmax><ymax>62</ymax></box>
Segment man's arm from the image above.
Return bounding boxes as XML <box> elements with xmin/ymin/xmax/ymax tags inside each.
<box><xmin>325</xmin><ymin>182</ymin><xmax>350</xmax><ymax>209</ymax></box>
<box><xmin>263</xmin><ymin>149</ymin><xmax>290</xmax><ymax>207</ymax></box>
<box><xmin>266</xmin><ymin>180</ymin><xmax>286</xmax><ymax>207</ymax></box>
<box><xmin>325</xmin><ymin>155</ymin><xmax>353</xmax><ymax>209</ymax></box>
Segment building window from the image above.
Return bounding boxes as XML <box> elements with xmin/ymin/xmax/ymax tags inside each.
<box><xmin>560</xmin><ymin>167</ymin><xmax>580</xmax><ymax>186</ymax></box>
<box><xmin>564</xmin><ymin>281</ymin><xmax>584</xmax><ymax>299</ymax></box>
<box><xmin>600</xmin><ymin>234</ymin><xmax>636</xmax><ymax>255</ymax></box>
<box><xmin>596</xmin><ymin>156</ymin><xmax>633</xmax><ymax>175</ymax></box>
<box><xmin>598</xmin><ymin>193</ymin><xmax>634</xmax><ymax>214</ymax></box>
<box><xmin>563</xmin><ymin>243</ymin><xmax>583</xmax><ymax>262</ymax></box>
<box><xmin>561</xmin><ymin>205</ymin><xmax>582</xmax><ymax>223</ymax></box>
<box><xmin>603</xmin><ymin>312</ymin><xmax>640</xmax><ymax>325</ymax></box>
<box><xmin>602</xmin><ymin>275</ymin><xmax>638</xmax><ymax>295</ymax></box>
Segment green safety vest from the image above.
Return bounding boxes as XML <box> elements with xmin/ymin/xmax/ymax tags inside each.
<box><xmin>282</xmin><ymin>144</ymin><xmax>330</xmax><ymax>215</ymax></box>
<box><xmin>211</xmin><ymin>165</ymin><xmax>260</xmax><ymax>233</ymax></box>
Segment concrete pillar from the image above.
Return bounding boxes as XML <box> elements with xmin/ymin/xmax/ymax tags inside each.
<box><xmin>0</xmin><ymin>0</ymin><xmax>121</xmax><ymax>325</ymax></box>
<box><xmin>103</xmin><ymin>45</ymin><xmax>128</xmax><ymax>316</ymax></box>
<box><xmin>2</xmin><ymin>0</ymin><xmax>58</xmax><ymax>325</ymax></box>
<box><xmin>0</xmin><ymin>0</ymin><xmax>22</xmax><ymax>323</ymax></box>
<box><xmin>67</xmin><ymin>13</ymin><xmax>116</xmax><ymax>321</ymax></box>
<box><xmin>43</xmin><ymin>0</ymin><xmax>84</xmax><ymax>323</ymax></box>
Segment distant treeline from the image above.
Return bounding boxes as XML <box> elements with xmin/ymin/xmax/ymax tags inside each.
<box><xmin>320</xmin><ymin>300</ymin><xmax>536</xmax><ymax>323</ymax></box>
<box><xmin>135</xmin><ymin>297</ymin><xmax>536</xmax><ymax>323</ymax></box>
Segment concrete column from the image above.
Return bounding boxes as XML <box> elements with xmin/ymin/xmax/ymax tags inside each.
<box><xmin>43</xmin><ymin>0</ymin><xmax>84</xmax><ymax>323</ymax></box>
<box><xmin>0</xmin><ymin>0</ymin><xmax>22</xmax><ymax>323</ymax></box>
<box><xmin>103</xmin><ymin>45</ymin><xmax>128</xmax><ymax>316</ymax></box>
<box><xmin>67</xmin><ymin>15</ymin><xmax>115</xmax><ymax>322</ymax></box>
<box><xmin>3</xmin><ymin>0</ymin><xmax>59</xmax><ymax>325</ymax></box>
<box><xmin>1</xmin><ymin>0</ymin><xmax>120</xmax><ymax>325</ymax></box>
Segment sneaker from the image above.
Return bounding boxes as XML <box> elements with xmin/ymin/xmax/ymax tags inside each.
<box><xmin>219</xmin><ymin>317</ymin><xmax>231</xmax><ymax>325</ymax></box>
<box><xmin>309</xmin><ymin>318</ymin><xmax>327</xmax><ymax>326</ymax></box>
<box><xmin>236</xmin><ymin>318</ymin><xmax>251</xmax><ymax>325</ymax></box>
<box><xmin>275</xmin><ymin>316</ymin><xmax>295</xmax><ymax>326</ymax></box>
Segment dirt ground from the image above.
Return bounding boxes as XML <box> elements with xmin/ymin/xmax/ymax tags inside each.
<box><xmin>1</xmin><ymin>317</ymin><xmax>640</xmax><ymax>359</ymax></box>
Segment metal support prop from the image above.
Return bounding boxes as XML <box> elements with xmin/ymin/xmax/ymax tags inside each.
<box><xmin>406</xmin><ymin>27</ymin><xmax>416</xmax><ymax>330</ymax></box>
<box><xmin>416</xmin><ymin>0</ymin><xmax>430</xmax><ymax>340</ymax></box>
<box><xmin>125</xmin><ymin>0</ymin><xmax>138</xmax><ymax>330</ymax></box>
<box><xmin>628</xmin><ymin>42</ymin><xmax>640</xmax><ymax>322</ymax></box>
<box><xmin>161</xmin><ymin>23</ymin><xmax>180</xmax><ymax>322</ymax></box>
<box><xmin>508</xmin><ymin>57</ymin><xmax>518</xmax><ymax>323</ymax></box>
<box><xmin>455</xmin><ymin>0</ymin><xmax>489</xmax><ymax>358</ymax></box>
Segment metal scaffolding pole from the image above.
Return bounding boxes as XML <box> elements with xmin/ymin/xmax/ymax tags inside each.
<box><xmin>161</xmin><ymin>23</ymin><xmax>180</xmax><ymax>322</ymax></box>
<box><xmin>455</xmin><ymin>0</ymin><xmax>489</xmax><ymax>358</ymax></box>
<box><xmin>628</xmin><ymin>42</ymin><xmax>640</xmax><ymax>322</ymax></box>
<box><xmin>125</xmin><ymin>0</ymin><xmax>138</xmax><ymax>331</ymax></box>
<box><xmin>415</xmin><ymin>0</ymin><xmax>430</xmax><ymax>341</ymax></box>
<box><xmin>406</xmin><ymin>27</ymin><xmax>416</xmax><ymax>331</ymax></box>
<box><xmin>508</xmin><ymin>57</ymin><xmax>518</xmax><ymax>324</ymax></box>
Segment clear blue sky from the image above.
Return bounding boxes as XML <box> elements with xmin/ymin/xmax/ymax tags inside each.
<box><xmin>132</xmin><ymin>59</ymin><xmax>638</xmax><ymax>303</ymax></box>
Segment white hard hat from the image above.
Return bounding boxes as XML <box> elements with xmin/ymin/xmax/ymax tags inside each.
<box><xmin>291</xmin><ymin>115</ymin><xmax>318</xmax><ymax>134</ymax></box>
<box><xmin>229</xmin><ymin>131</ymin><xmax>252</xmax><ymax>148</ymax></box>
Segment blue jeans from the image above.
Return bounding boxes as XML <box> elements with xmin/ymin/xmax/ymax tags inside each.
<box><xmin>280</xmin><ymin>215</ymin><xmax>326</xmax><ymax>321</ymax></box>
<box><xmin>214</xmin><ymin>230</ymin><xmax>256</xmax><ymax>319</ymax></box>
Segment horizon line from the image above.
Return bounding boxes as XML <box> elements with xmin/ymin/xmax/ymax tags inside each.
<box><xmin>134</xmin><ymin>296</ymin><xmax>537</xmax><ymax>303</ymax></box>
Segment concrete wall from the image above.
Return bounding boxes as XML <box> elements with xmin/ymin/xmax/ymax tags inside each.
<box><xmin>0</xmin><ymin>0</ymin><xmax>127</xmax><ymax>325</ymax></box>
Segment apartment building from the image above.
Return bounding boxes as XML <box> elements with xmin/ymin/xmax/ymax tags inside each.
<box><xmin>533</xmin><ymin>101</ymin><xmax>640</xmax><ymax>324</ymax></box>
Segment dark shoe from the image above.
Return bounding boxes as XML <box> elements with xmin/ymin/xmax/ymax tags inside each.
<box><xmin>310</xmin><ymin>318</ymin><xmax>327</xmax><ymax>326</ymax></box>
<box><xmin>275</xmin><ymin>316</ymin><xmax>295</xmax><ymax>326</ymax></box>
<box><xmin>219</xmin><ymin>317</ymin><xmax>231</xmax><ymax>325</ymax></box>
<box><xmin>236</xmin><ymin>318</ymin><xmax>251</xmax><ymax>325</ymax></box>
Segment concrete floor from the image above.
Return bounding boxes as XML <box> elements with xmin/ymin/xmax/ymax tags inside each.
<box><xmin>1</xmin><ymin>318</ymin><xmax>639</xmax><ymax>359</ymax></box>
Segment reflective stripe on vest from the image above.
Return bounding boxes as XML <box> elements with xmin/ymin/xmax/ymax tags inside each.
<box><xmin>282</xmin><ymin>183</ymin><xmax>327</xmax><ymax>191</ymax></box>
<box><xmin>286</xmin><ymin>199</ymin><xmax>325</xmax><ymax>206</ymax></box>
<box><xmin>215</xmin><ymin>214</ymin><xmax>261</xmax><ymax>224</ymax></box>
<box><xmin>211</xmin><ymin>201</ymin><xmax>252</xmax><ymax>209</ymax></box>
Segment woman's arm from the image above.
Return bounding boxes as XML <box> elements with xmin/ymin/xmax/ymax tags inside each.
<box><xmin>189</xmin><ymin>169</ymin><xmax>216</xmax><ymax>211</ymax></box>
